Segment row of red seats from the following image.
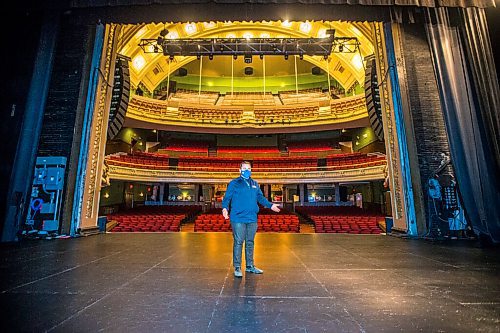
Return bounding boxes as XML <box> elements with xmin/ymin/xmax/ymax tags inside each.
<box><xmin>107</xmin><ymin>205</ymin><xmax>201</xmax><ymax>233</ymax></box>
<box><xmin>194</xmin><ymin>213</ymin><xmax>300</xmax><ymax>233</ymax></box>
<box><xmin>311</xmin><ymin>215</ymin><xmax>382</xmax><ymax>234</ymax></box>
<box><xmin>109</xmin><ymin>214</ymin><xmax>185</xmax><ymax>232</ymax></box>
<box><xmin>295</xmin><ymin>206</ymin><xmax>384</xmax><ymax>234</ymax></box>
<box><xmin>217</xmin><ymin>146</ymin><xmax>280</xmax><ymax>153</ymax></box>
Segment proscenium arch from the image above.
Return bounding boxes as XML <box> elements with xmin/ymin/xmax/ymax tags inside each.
<box><xmin>117</xmin><ymin>21</ymin><xmax>375</xmax><ymax>92</ymax></box>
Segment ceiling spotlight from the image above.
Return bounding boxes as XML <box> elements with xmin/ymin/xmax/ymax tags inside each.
<box><xmin>197</xmin><ymin>54</ymin><xmax>201</xmax><ymax>60</ymax></box>
<box><xmin>339</xmin><ymin>44</ymin><xmax>344</xmax><ymax>52</ymax></box>
<box><xmin>209</xmin><ymin>54</ymin><xmax>214</xmax><ymax>60</ymax></box>
<box><xmin>299</xmin><ymin>53</ymin><xmax>304</xmax><ymax>60</ymax></box>
<box><xmin>259</xmin><ymin>54</ymin><xmax>264</xmax><ymax>60</ymax></box>
<box><xmin>323</xmin><ymin>54</ymin><xmax>329</xmax><ymax>60</ymax></box>
<box><xmin>169</xmin><ymin>54</ymin><xmax>174</xmax><ymax>61</ymax></box>
<box><xmin>284</xmin><ymin>53</ymin><xmax>289</xmax><ymax>60</ymax></box>
<box><xmin>233</xmin><ymin>54</ymin><xmax>238</xmax><ymax>60</ymax></box>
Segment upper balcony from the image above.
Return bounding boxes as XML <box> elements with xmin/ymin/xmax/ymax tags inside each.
<box><xmin>124</xmin><ymin>91</ymin><xmax>370</xmax><ymax>134</ymax></box>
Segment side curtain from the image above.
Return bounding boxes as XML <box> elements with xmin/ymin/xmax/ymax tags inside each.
<box><xmin>425</xmin><ymin>7</ymin><xmax>500</xmax><ymax>243</ymax></box>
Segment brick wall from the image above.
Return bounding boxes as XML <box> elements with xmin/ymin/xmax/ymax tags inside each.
<box><xmin>401</xmin><ymin>23</ymin><xmax>454</xmax><ymax>235</ymax></box>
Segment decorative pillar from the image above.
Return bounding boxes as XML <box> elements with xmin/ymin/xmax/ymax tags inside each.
<box><xmin>77</xmin><ymin>24</ymin><xmax>120</xmax><ymax>233</ymax></box>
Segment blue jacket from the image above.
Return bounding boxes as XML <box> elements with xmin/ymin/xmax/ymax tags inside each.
<box><xmin>222</xmin><ymin>176</ymin><xmax>273</xmax><ymax>223</ymax></box>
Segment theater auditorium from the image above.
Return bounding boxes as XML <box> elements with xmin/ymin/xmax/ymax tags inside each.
<box><xmin>1</xmin><ymin>1</ymin><xmax>499</xmax><ymax>332</ymax></box>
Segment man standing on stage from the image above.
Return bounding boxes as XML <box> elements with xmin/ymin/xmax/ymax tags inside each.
<box><xmin>222</xmin><ymin>161</ymin><xmax>281</xmax><ymax>277</ymax></box>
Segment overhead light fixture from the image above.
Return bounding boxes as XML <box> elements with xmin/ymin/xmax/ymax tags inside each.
<box><xmin>196</xmin><ymin>54</ymin><xmax>201</xmax><ymax>60</ymax></box>
<box><xmin>132</xmin><ymin>55</ymin><xmax>146</xmax><ymax>71</ymax></box>
<box><xmin>300</xmin><ymin>21</ymin><xmax>312</xmax><ymax>33</ymax></box>
<box><xmin>339</xmin><ymin>44</ymin><xmax>344</xmax><ymax>52</ymax></box>
<box><xmin>209</xmin><ymin>54</ymin><xmax>214</xmax><ymax>60</ymax></box>
<box><xmin>299</xmin><ymin>53</ymin><xmax>304</xmax><ymax>60</ymax></box>
<box><xmin>259</xmin><ymin>54</ymin><xmax>264</xmax><ymax>60</ymax></box>
<box><xmin>284</xmin><ymin>53</ymin><xmax>289</xmax><ymax>60</ymax></box>
<box><xmin>184</xmin><ymin>23</ymin><xmax>197</xmax><ymax>34</ymax></box>
<box><xmin>233</xmin><ymin>54</ymin><xmax>238</xmax><ymax>60</ymax></box>
<box><xmin>244</xmin><ymin>54</ymin><xmax>252</xmax><ymax>63</ymax></box>
<box><xmin>159</xmin><ymin>28</ymin><xmax>169</xmax><ymax>37</ymax></box>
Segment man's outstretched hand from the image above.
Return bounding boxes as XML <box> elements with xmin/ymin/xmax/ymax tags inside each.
<box><xmin>271</xmin><ymin>204</ymin><xmax>281</xmax><ymax>213</ymax></box>
<box><xmin>222</xmin><ymin>208</ymin><xmax>229</xmax><ymax>220</ymax></box>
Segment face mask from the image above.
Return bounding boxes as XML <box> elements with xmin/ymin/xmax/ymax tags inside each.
<box><xmin>241</xmin><ymin>169</ymin><xmax>251</xmax><ymax>179</ymax></box>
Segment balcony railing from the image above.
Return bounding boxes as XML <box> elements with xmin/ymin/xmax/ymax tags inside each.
<box><xmin>125</xmin><ymin>94</ymin><xmax>368</xmax><ymax>129</ymax></box>
<box><xmin>106</xmin><ymin>163</ymin><xmax>386</xmax><ymax>184</ymax></box>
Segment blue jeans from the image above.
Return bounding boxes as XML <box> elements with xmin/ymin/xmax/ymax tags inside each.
<box><xmin>231</xmin><ymin>222</ymin><xmax>258</xmax><ymax>268</ymax></box>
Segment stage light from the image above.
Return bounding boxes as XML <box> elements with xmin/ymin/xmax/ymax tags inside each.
<box><xmin>259</xmin><ymin>54</ymin><xmax>264</xmax><ymax>60</ymax></box>
<box><xmin>299</xmin><ymin>53</ymin><xmax>304</xmax><ymax>60</ymax></box>
<box><xmin>244</xmin><ymin>54</ymin><xmax>252</xmax><ymax>63</ymax></box>
<box><xmin>209</xmin><ymin>54</ymin><xmax>214</xmax><ymax>60</ymax></box>
<box><xmin>160</xmin><ymin>29</ymin><xmax>169</xmax><ymax>37</ymax></box>
<box><xmin>169</xmin><ymin>54</ymin><xmax>174</xmax><ymax>61</ymax></box>
<box><xmin>323</xmin><ymin>54</ymin><xmax>329</xmax><ymax>60</ymax></box>
<box><xmin>197</xmin><ymin>54</ymin><xmax>201</xmax><ymax>60</ymax></box>
<box><xmin>284</xmin><ymin>53</ymin><xmax>289</xmax><ymax>60</ymax></box>
<box><xmin>300</xmin><ymin>21</ymin><xmax>312</xmax><ymax>33</ymax></box>
<box><xmin>233</xmin><ymin>54</ymin><xmax>238</xmax><ymax>60</ymax></box>
<box><xmin>132</xmin><ymin>55</ymin><xmax>146</xmax><ymax>71</ymax></box>
<box><xmin>352</xmin><ymin>53</ymin><xmax>363</xmax><ymax>70</ymax></box>
<box><xmin>184</xmin><ymin>23</ymin><xmax>197</xmax><ymax>34</ymax></box>
<box><xmin>339</xmin><ymin>44</ymin><xmax>344</xmax><ymax>52</ymax></box>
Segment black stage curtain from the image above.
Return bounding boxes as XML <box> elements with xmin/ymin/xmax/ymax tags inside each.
<box><xmin>70</xmin><ymin>0</ymin><xmax>495</xmax><ymax>8</ymax></box>
<box><xmin>425</xmin><ymin>7</ymin><xmax>500</xmax><ymax>243</ymax></box>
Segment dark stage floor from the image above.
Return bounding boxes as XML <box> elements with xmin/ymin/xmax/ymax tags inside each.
<box><xmin>0</xmin><ymin>233</ymin><xmax>499</xmax><ymax>332</ymax></box>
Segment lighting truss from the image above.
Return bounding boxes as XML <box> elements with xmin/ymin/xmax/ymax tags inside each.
<box><xmin>138</xmin><ymin>29</ymin><xmax>360</xmax><ymax>58</ymax></box>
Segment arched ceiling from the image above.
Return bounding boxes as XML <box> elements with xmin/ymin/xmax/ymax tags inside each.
<box><xmin>117</xmin><ymin>21</ymin><xmax>374</xmax><ymax>93</ymax></box>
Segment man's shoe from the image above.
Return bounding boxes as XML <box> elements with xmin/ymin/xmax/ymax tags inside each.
<box><xmin>245</xmin><ymin>266</ymin><xmax>264</xmax><ymax>274</ymax></box>
<box><xmin>234</xmin><ymin>267</ymin><xmax>243</xmax><ymax>278</ymax></box>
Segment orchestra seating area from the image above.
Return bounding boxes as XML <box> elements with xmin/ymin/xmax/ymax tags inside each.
<box><xmin>108</xmin><ymin>205</ymin><xmax>201</xmax><ymax>232</ymax></box>
<box><xmin>295</xmin><ymin>206</ymin><xmax>384</xmax><ymax>234</ymax></box>
<box><xmin>194</xmin><ymin>208</ymin><xmax>300</xmax><ymax>232</ymax></box>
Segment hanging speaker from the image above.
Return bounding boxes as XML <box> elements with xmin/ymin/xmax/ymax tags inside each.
<box><xmin>244</xmin><ymin>67</ymin><xmax>253</xmax><ymax>75</ymax></box>
<box><xmin>312</xmin><ymin>66</ymin><xmax>321</xmax><ymax>75</ymax></box>
<box><xmin>107</xmin><ymin>55</ymin><xmax>130</xmax><ymax>140</ymax></box>
<box><xmin>364</xmin><ymin>55</ymin><xmax>384</xmax><ymax>141</ymax></box>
